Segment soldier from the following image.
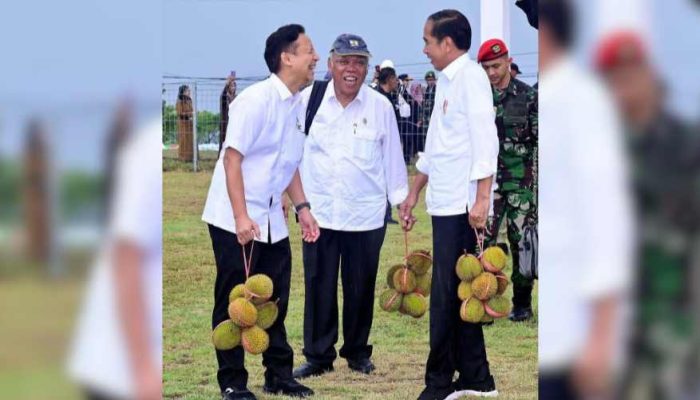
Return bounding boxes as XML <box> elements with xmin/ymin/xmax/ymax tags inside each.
<box><xmin>596</xmin><ymin>30</ymin><xmax>700</xmax><ymax>399</ymax></box>
<box><xmin>478</xmin><ymin>38</ymin><xmax>538</xmax><ymax>322</ymax></box>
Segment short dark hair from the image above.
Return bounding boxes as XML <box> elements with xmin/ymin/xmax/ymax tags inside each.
<box><xmin>264</xmin><ymin>24</ymin><xmax>305</xmax><ymax>74</ymax></box>
<box><xmin>427</xmin><ymin>9</ymin><xmax>472</xmax><ymax>51</ymax></box>
<box><xmin>541</xmin><ymin>0</ymin><xmax>575</xmax><ymax>49</ymax></box>
<box><xmin>378</xmin><ymin>67</ymin><xmax>396</xmax><ymax>84</ymax></box>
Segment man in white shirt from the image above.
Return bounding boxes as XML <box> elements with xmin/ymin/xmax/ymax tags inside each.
<box><xmin>292</xmin><ymin>34</ymin><xmax>408</xmax><ymax>380</ymax></box>
<box><xmin>538</xmin><ymin>1</ymin><xmax>633</xmax><ymax>399</ymax></box>
<box><xmin>400</xmin><ymin>10</ymin><xmax>500</xmax><ymax>400</ymax></box>
<box><xmin>202</xmin><ymin>24</ymin><xmax>320</xmax><ymax>400</ymax></box>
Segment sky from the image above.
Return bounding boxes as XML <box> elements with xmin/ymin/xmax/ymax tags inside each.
<box><xmin>1</xmin><ymin>0</ymin><xmax>698</xmax><ymax>172</ymax></box>
<box><xmin>163</xmin><ymin>0</ymin><xmax>540</xmax><ymax>85</ymax></box>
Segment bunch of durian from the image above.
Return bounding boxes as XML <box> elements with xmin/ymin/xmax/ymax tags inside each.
<box><xmin>456</xmin><ymin>246</ymin><xmax>511</xmax><ymax>323</ymax></box>
<box><xmin>379</xmin><ymin>250</ymin><xmax>432</xmax><ymax>318</ymax></box>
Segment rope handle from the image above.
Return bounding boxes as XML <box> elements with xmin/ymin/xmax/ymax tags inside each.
<box><xmin>241</xmin><ymin>240</ymin><xmax>255</xmax><ymax>279</ymax></box>
<box><xmin>473</xmin><ymin>227</ymin><xmax>486</xmax><ymax>256</ymax></box>
<box><xmin>404</xmin><ymin>230</ymin><xmax>409</xmax><ymax>260</ymax></box>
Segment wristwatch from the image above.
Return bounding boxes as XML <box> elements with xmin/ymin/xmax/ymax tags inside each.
<box><xmin>295</xmin><ymin>202</ymin><xmax>311</xmax><ymax>212</ymax></box>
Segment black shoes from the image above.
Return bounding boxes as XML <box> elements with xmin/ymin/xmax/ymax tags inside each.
<box><xmin>263</xmin><ymin>376</ymin><xmax>314</xmax><ymax>397</ymax></box>
<box><xmin>292</xmin><ymin>362</ymin><xmax>334</xmax><ymax>379</ymax></box>
<box><xmin>347</xmin><ymin>358</ymin><xmax>375</xmax><ymax>374</ymax></box>
<box><xmin>417</xmin><ymin>385</ymin><xmax>456</xmax><ymax>400</ymax></box>
<box><xmin>222</xmin><ymin>387</ymin><xmax>257</xmax><ymax>400</ymax></box>
<box><xmin>509</xmin><ymin>306</ymin><xmax>534</xmax><ymax>322</ymax></box>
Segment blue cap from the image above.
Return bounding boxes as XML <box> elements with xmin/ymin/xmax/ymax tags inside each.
<box><xmin>331</xmin><ymin>33</ymin><xmax>371</xmax><ymax>57</ymax></box>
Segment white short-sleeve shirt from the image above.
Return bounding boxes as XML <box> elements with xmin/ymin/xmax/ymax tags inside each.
<box><xmin>415</xmin><ymin>53</ymin><xmax>499</xmax><ymax>216</ymax></box>
<box><xmin>299</xmin><ymin>83</ymin><xmax>408</xmax><ymax>231</ymax></box>
<box><xmin>202</xmin><ymin>74</ymin><xmax>305</xmax><ymax>243</ymax></box>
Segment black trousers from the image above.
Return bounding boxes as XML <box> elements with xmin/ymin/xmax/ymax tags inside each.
<box><xmin>208</xmin><ymin>224</ymin><xmax>294</xmax><ymax>391</ymax></box>
<box><xmin>539</xmin><ymin>372</ymin><xmax>579</xmax><ymax>400</ymax></box>
<box><xmin>425</xmin><ymin>214</ymin><xmax>492</xmax><ymax>389</ymax></box>
<box><xmin>301</xmin><ymin>226</ymin><xmax>387</xmax><ymax>365</ymax></box>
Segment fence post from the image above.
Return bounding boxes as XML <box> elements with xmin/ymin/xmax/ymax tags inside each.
<box><xmin>192</xmin><ymin>81</ymin><xmax>199</xmax><ymax>172</ymax></box>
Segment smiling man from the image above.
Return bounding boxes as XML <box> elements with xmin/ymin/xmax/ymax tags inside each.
<box><xmin>202</xmin><ymin>24</ymin><xmax>320</xmax><ymax>400</ymax></box>
<box><xmin>400</xmin><ymin>9</ymin><xmax>499</xmax><ymax>400</ymax></box>
<box><xmin>292</xmin><ymin>33</ymin><xmax>408</xmax><ymax>380</ymax></box>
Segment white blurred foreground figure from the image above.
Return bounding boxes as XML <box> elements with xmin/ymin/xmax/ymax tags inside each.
<box><xmin>538</xmin><ymin>1</ymin><xmax>634</xmax><ymax>399</ymax></box>
<box><xmin>68</xmin><ymin>117</ymin><xmax>163</xmax><ymax>400</ymax></box>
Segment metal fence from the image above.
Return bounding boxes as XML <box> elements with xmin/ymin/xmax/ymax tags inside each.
<box><xmin>162</xmin><ymin>61</ymin><xmax>536</xmax><ymax>172</ymax></box>
<box><xmin>161</xmin><ymin>77</ymin><xmax>436</xmax><ymax>171</ymax></box>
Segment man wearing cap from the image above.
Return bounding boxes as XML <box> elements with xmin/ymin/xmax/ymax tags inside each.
<box><xmin>292</xmin><ymin>33</ymin><xmax>408</xmax><ymax>380</ymax></box>
<box><xmin>596</xmin><ymin>30</ymin><xmax>700</xmax><ymax>399</ymax></box>
<box><xmin>396</xmin><ymin>73</ymin><xmax>420</xmax><ymax>163</ymax></box>
<box><xmin>478</xmin><ymin>38</ymin><xmax>538</xmax><ymax>322</ymax></box>
<box><xmin>400</xmin><ymin>9</ymin><xmax>499</xmax><ymax>399</ymax></box>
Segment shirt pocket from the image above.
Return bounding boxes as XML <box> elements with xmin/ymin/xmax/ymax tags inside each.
<box><xmin>503</xmin><ymin>101</ymin><xmax>531</xmax><ymax>142</ymax></box>
<box><xmin>351</xmin><ymin>127</ymin><xmax>380</xmax><ymax>161</ymax></box>
<box><xmin>283</xmin><ymin>129</ymin><xmax>306</xmax><ymax>166</ymax></box>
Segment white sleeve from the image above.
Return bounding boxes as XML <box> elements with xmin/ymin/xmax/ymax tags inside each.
<box><xmin>110</xmin><ymin>119</ymin><xmax>162</xmax><ymax>248</ymax></box>
<box><xmin>223</xmin><ymin>96</ymin><xmax>266</xmax><ymax>156</ymax></box>
<box><xmin>382</xmin><ymin>100</ymin><xmax>409</xmax><ymax>205</ymax></box>
<box><xmin>466</xmin><ymin>70</ymin><xmax>499</xmax><ymax>181</ymax></box>
<box><xmin>574</xmin><ymin>85</ymin><xmax>634</xmax><ymax>300</ymax></box>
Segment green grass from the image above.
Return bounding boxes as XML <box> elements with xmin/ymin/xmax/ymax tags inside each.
<box><xmin>163</xmin><ymin>170</ymin><xmax>538</xmax><ymax>399</ymax></box>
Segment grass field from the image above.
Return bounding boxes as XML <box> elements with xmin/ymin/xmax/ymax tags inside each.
<box><xmin>163</xmin><ymin>169</ymin><xmax>538</xmax><ymax>400</ymax></box>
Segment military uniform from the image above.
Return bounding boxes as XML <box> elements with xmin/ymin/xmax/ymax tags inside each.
<box><xmin>488</xmin><ymin>77</ymin><xmax>538</xmax><ymax>312</ymax></box>
<box><xmin>621</xmin><ymin>113</ymin><xmax>700</xmax><ymax>398</ymax></box>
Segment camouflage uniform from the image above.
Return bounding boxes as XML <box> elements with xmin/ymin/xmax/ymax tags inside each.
<box><xmin>486</xmin><ymin>77</ymin><xmax>538</xmax><ymax>311</ymax></box>
<box><xmin>621</xmin><ymin>113</ymin><xmax>700</xmax><ymax>399</ymax></box>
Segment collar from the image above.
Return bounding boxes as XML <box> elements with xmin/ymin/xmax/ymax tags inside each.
<box><xmin>494</xmin><ymin>77</ymin><xmax>518</xmax><ymax>98</ymax></box>
<box><xmin>439</xmin><ymin>52</ymin><xmax>469</xmax><ymax>81</ymax></box>
<box><xmin>326</xmin><ymin>79</ymin><xmax>366</xmax><ymax>105</ymax></box>
<box><xmin>270</xmin><ymin>73</ymin><xmax>293</xmax><ymax>101</ymax></box>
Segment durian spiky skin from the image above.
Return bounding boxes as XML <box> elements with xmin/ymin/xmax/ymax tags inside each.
<box><xmin>255</xmin><ymin>302</ymin><xmax>279</xmax><ymax>330</ymax></box>
<box><xmin>415</xmin><ymin>273</ymin><xmax>432</xmax><ymax>297</ymax></box>
<box><xmin>460</xmin><ymin>297</ymin><xmax>485</xmax><ymax>323</ymax></box>
<box><xmin>386</xmin><ymin>264</ymin><xmax>404</xmax><ymax>289</ymax></box>
<box><xmin>456</xmin><ymin>254</ymin><xmax>483</xmax><ymax>282</ymax></box>
<box><xmin>229</xmin><ymin>298</ymin><xmax>258</xmax><ymax>328</ymax></box>
<box><xmin>457</xmin><ymin>281</ymin><xmax>473</xmax><ymax>301</ymax></box>
<box><xmin>229</xmin><ymin>284</ymin><xmax>246</xmax><ymax>303</ymax></box>
<box><xmin>393</xmin><ymin>267</ymin><xmax>417</xmax><ymax>294</ymax></box>
<box><xmin>379</xmin><ymin>289</ymin><xmax>403</xmax><ymax>312</ymax></box>
<box><xmin>484</xmin><ymin>295</ymin><xmax>512</xmax><ymax>318</ymax></box>
<box><xmin>244</xmin><ymin>274</ymin><xmax>274</xmax><ymax>305</ymax></box>
<box><xmin>241</xmin><ymin>325</ymin><xmax>269</xmax><ymax>355</ymax></box>
<box><xmin>481</xmin><ymin>246</ymin><xmax>507</xmax><ymax>273</ymax></box>
<box><xmin>471</xmin><ymin>272</ymin><xmax>498</xmax><ymax>300</ymax></box>
<box><xmin>401</xmin><ymin>293</ymin><xmax>427</xmax><ymax>318</ymax></box>
<box><xmin>212</xmin><ymin>319</ymin><xmax>241</xmax><ymax>350</ymax></box>
<box><xmin>406</xmin><ymin>250</ymin><xmax>433</xmax><ymax>276</ymax></box>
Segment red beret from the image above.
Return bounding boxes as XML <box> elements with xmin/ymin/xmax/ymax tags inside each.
<box><xmin>478</xmin><ymin>39</ymin><xmax>509</xmax><ymax>63</ymax></box>
<box><xmin>595</xmin><ymin>31</ymin><xmax>647</xmax><ymax>71</ymax></box>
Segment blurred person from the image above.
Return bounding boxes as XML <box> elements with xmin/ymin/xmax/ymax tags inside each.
<box><xmin>369</xmin><ymin>64</ymin><xmax>380</xmax><ymax>88</ymax></box>
<box><xmin>23</xmin><ymin>119</ymin><xmax>50</xmax><ymax>264</ymax></box>
<box><xmin>176</xmin><ymin>85</ymin><xmax>194</xmax><ymax>162</ymax></box>
<box><xmin>374</xmin><ymin>66</ymin><xmax>402</xmax><ymax>225</ymax></box>
<box><xmin>419</xmin><ymin>70</ymin><xmax>437</xmax><ymax>137</ymax></box>
<box><xmin>399</xmin><ymin>9</ymin><xmax>499</xmax><ymax>400</ymax></box>
<box><xmin>104</xmin><ymin>99</ymin><xmax>133</xmax><ymax>223</ymax></box>
<box><xmin>478</xmin><ymin>38</ymin><xmax>538</xmax><ymax>322</ymax></box>
<box><xmin>201</xmin><ymin>24</ymin><xmax>320</xmax><ymax>400</ymax></box>
<box><xmin>596</xmin><ymin>30</ymin><xmax>700</xmax><ymax>399</ymax></box>
<box><xmin>410</xmin><ymin>80</ymin><xmax>425</xmax><ymax>104</ymax></box>
<box><xmin>538</xmin><ymin>1</ymin><xmax>634</xmax><ymax>399</ymax></box>
<box><xmin>219</xmin><ymin>73</ymin><xmax>238</xmax><ymax>154</ymax></box>
<box><xmin>397</xmin><ymin>73</ymin><xmax>421</xmax><ymax>163</ymax></box>
<box><xmin>510</xmin><ymin>62</ymin><xmax>522</xmax><ymax>80</ymax></box>
<box><xmin>292</xmin><ymin>34</ymin><xmax>408</xmax><ymax>380</ymax></box>
<box><xmin>68</xmin><ymin>116</ymin><xmax>163</xmax><ymax>400</ymax></box>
